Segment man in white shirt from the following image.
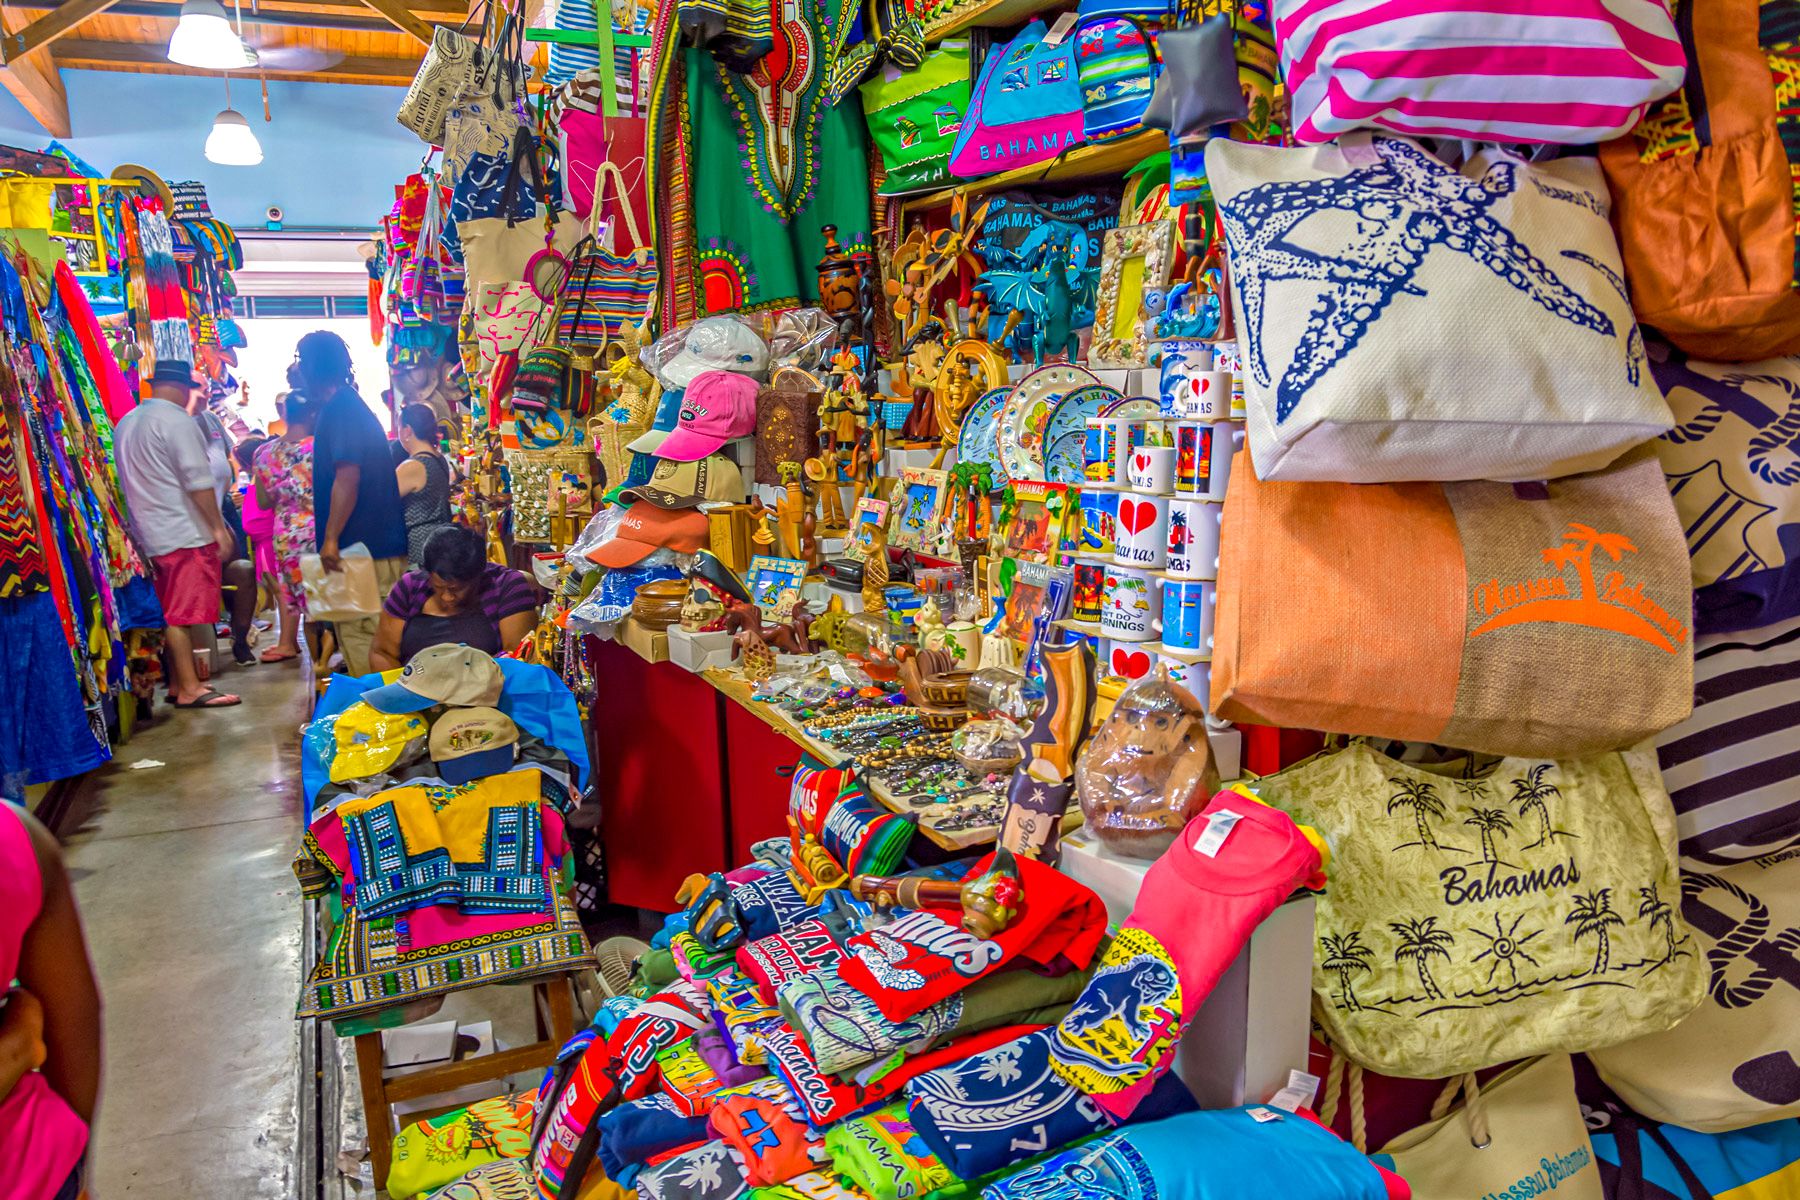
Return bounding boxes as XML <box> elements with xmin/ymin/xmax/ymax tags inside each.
<box><xmin>112</xmin><ymin>362</ymin><xmax>242</xmax><ymax>709</ymax></box>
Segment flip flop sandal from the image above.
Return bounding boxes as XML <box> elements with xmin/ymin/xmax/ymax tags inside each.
<box><xmin>259</xmin><ymin>650</ymin><xmax>300</xmax><ymax>663</ymax></box>
<box><xmin>173</xmin><ymin>688</ymin><xmax>241</xmax><ymax>709</ymax></box>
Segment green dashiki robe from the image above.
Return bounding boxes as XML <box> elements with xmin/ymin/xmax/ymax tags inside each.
<box><xmin>654</xmin><ymin>0</ymin><xmax>874</xmax><ymax>318</ymax></box>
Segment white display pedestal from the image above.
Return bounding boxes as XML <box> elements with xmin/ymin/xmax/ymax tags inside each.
<box><xmin>1059</xmin><ymin>827</ymin><xmax>1316</xmax><ymax>1109</ymax></box>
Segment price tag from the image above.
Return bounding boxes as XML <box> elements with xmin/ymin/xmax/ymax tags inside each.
<box><xmin>1269</xmin><ymin>1068</ymin><xmax>1321</xmax><ymax>1113</ymax></box>
<box><xmin>1249</xmin><ymin>1107</ymin><xmax>1282</xmax><ymax>1123</ymax></box>
<box><xmin>1043</xmin><ymin>11</ymin><xmax>1077</xmax><ymax>44</ymax></box>
<box><xmin>1193</xmin><ymin>808</ymin><xmax>1244</xmax><ymax>857</ymax></box>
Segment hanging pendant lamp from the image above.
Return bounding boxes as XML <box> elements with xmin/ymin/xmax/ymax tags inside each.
<box><xmin>205</xmin><ymin>77</ymin><xmax>263</xmax><ymax>166</ymax></box>
<box><xmin>168</xmin><ymin>0</ymin><xmax>256</xmax><ymax>70</ymax></box>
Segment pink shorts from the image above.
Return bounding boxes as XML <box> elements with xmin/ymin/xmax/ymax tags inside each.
<box><xmin>151</xmin><ymin>544</ymin><xmax>223</xmax><ymax>627</ymax></box>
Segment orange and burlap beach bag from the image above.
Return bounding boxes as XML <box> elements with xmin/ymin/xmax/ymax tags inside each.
<box><xmin>1208</xmin><ymin>449</ymin><xmax>1695</xmax><ymax>757</ymax></box>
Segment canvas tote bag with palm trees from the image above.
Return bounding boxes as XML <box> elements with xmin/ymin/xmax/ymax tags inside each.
<box><xmin>1251</xmin><ymin>741</ymin><xmax>1704</xmax><ymax>1079</ymax></box>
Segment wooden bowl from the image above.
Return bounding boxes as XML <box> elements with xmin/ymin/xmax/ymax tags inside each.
<box><xmin>920</xmin><ymin>670</ymin><xmax>976</xmax><ymax>707</ymax></box>
<box><xmin>631</xmin><ymin>579</ymin><xmax>688</xmax><ymax>630</ymax></box>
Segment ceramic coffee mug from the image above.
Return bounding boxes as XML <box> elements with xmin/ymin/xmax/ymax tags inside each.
<box><xmin>1125</xmin><ymin>444</ymin><xmax>1176</xmax><ymax>494</ymax></box>
<box><xmin>1174</xmin><ymin>421</ymin><xmax>1239</xmax><ymax>498</ymax></box>
<box><xmin>1160</xmin><ymin>576</ymin><xmax>1216</xmax><ymax>652</ymax></box>
<box><xmin>1159</xmin><ymin>652</ymin><xmax>1212</xmax><ymax>703</ymax></box>
<box><xmin>1078</xmin><ymin>488</ymin><xmax>1120</xmax><ymax>556</ymax></box>
<box><xmin>1166</xmin><ymin>496</ymin><xmax>1223</xmax><ymax>580</ymax></box>
<box><xmin>1104</xmin><ymin>637</ymin><xmax>1157</xmax><ymax>681</ymax></box>
<box><xmin>944</xmin><ymin>620</ymin><xmax>982</xmax><ymax>666</ymax></box>
<box><xmin>1071</xmin><ymin>557</ymin><xmax>1106</xmax><ymax>623</ymax></box>
<box><xmin>1112</xmin><ymin>491</ymin><xmax>1170</xmax><ymax>570</ymax></box>
<box><xmin>1159</xmin><ymin>339</ymin><xmax>1211</xmax><ymax>417</ymax></box>
<box><xmin>1100</xmin><ymin>562</ymin><xmax>1159</xmax><ymax>641</ymax></box>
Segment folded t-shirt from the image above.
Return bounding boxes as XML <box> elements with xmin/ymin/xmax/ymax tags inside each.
<box><xmin>710</xmin><ymin>970</ymin><xmax>786</xmax><ymax>1066</ymax></box>
<box><xmin>694</xmin><ymin>1024</ymin><xmax>767</xmax><ymax>1088</ymax></box>
<box><xmin>748</xmin><ymin>1172</ymin><xmax>876</xmax><ymax>1199</ymax></box>
<box><xmin>781</xmin><ymin>963</ymin><xmax>1089</xmax><ymax>1077</ymax></box>
<box><xmin>765</xmin><ymin>1021</ymin><xmax>1046</xmax><ymax>1130</ymax></box>
<box><xmin>659</xmin><ymin>1035</ymin><xmax>729</xmax><ymax>1117</ymax></box>
<box><xmin>738</xmin><ymin>919</ymin><xmax>851</xmax><ymax>1003</ymax></box>
<box><xmin>711</xmin><ymin>1077</ymin><xmax>830</xmax><ymax>1186</ymax></box>
<box><xmin>1050</xmin><ymin>788</ymin><xmax>1327</xmax><ymax>1120</ymax></box>
<box><xmin>635</xmin><ymin>1139</ymin><xmax>750</xmax><ymax>1200</ymax></box>
<box><xmin>596</xmin><ymin>1093</ymin><xmax>714</xmax><ymax>1181</ymax></box>
<box><xmin>824</xmin><ymin>1102</ymin><xmax>957</xmax><ymax>1200</ymax></box>
<box><xmin>733</xmin><ymin>871</ymin><xmax>819</xmax><ymax>941</ymax></box>
<box><xmin>836</xmin><ymin>856</ymin><xmax>1107</xmax><ymax>1023</ymax></box>
<box><xmin>979</xmin><ymin>1106</ymin><xmax>1404</xmax><ymax>1200</ymax></box>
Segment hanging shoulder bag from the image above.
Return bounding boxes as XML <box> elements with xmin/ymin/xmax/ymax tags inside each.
<box><xmin>1253</xmin><ymin>741</ymin><xmax>1704</xmax><ymax>1079</ymax></box>
<box><xmin>556</xmin><ymin>161</ymin><xmax>658</xmax><ymax>349</ymax></box>
<box><xmin>948</xmin><ymin>21</ymin><xmax>1086</xmax><ymax>179</ymax></box>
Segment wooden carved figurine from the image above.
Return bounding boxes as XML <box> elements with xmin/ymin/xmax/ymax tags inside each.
<box><xmin>776</xmin><ymin>461</ymin><xmax>810</xmax><ymax>563</ymax></box>
<box><xmin>806</xmin><ymin>455</ymin><xmax>848</xmax><ymax>534</ymax></box>
<box><xmin>861</xmin><ymin>519</ymin><xmax>889</xmax><ymax>616</ymax></box>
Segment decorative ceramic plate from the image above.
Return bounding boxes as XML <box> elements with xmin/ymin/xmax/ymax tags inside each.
<box><xmin>1043</xmin><ymin>383</ymin><xmax>1124</xmax><ymax>484</ymax></box>
<box><xmin>956</xmin><ymin>387</ymin><xmax>1010</xmax><ymax>486</ymax></box>
<box><xmin>1000</xmin><ymin>364</ymin><xmax>1100</xmax><ymax>483</ymax></box>
<box><xmin>1097</xmin><ymin>394</ymin><xmax>1161</xmax><ymax>419</ymax></box>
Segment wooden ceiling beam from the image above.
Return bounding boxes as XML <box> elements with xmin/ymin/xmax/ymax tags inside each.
<box><xmin>354</xmin><ymin>0</ymin><xmax>433</xmax><ymax>43</ymax></box>
<box><xmin>0</xmin><ymin>8</ymin><xmax>71</xmax><ymax>135</ymax></box>
<box><xmin>52</xmin><ymin>35</ymin><xmax>416</xmax><ymax>82</ymax></box>
<box><xmin>4</xmin><ymin>0</ymin><xmax>125</xmax><ymax>62</ymax></box>
<box><xmin>5</xmin><ymin>0</ymin><xmax>466</xmax><ymax>19</ymax></box>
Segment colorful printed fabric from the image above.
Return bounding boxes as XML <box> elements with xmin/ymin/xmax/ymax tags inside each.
<box><xmin>836</xmin><ymin>856</ymin><xmax>1108</xmax><ymax>1023</ymax></box>
<box><xmin>781</xmin><ymin>962</ymin><xmax>1088</xmax><ymax>1077</ymax></box>
<box><xmin>711</xmin><ymin>1076</ymin><xmax>830</xmax><ymax>1185</ymax></box>
<box><xmin>636</xmin><ymin>1139</ymin><xmax>750</xmax><ymax>1200</ymax></box>
<box><xmin>297</xmin><ymin>892</ymin><xmax>591</xmax><ymax>1021</ymax></box>
<box><xmin>738</xmin><ymin>919</ymin><xmax>850</xmax><ymax>1004</ymax></box>
<box><xmin>0</xmin><ymin>402</ymin><xmax>48</xmax><ymax>596</ymax></box>
<box><xmin>765</xmin><ymin>1023</ymin><xmax>1044</xmax><ymax>1131</ymax></box>
<box><xmin>710</xmin><ymin>970</ymin><xmax>787</xmax><ymax>1065</ymax></box>
<box><xmin>253</xmin><ymin>435</ymin><xmax>313</xmax><ymax>611</ymax></box>
<box><xmin>749</xmin><ymin>1173</ymin><xmax>875</xmax><ymax>1200</ymax></box>
<box><xmin>659</xmin><ymin>1035</ymin><xmax>730</xmax><ymax>1116</ymax></box>
<box><xmin>388</xmin><ymin>1091</ymin><xmax>538</xmax><ymax>1200</ymax></box>
<box><xmin>597</xmin><ymin>1093</ymin><xmax>714</xmax><ymax>1180</ymax></box>
<box><xmin>823</xmin><ymin>1103</ymin><xmax>956</xmax><ymax>1200</ymax></box>
<box><xmin>336</xmin><ymin>774</ymin><xmax>549</xmax><ymax>919</ymax></box>
<box><xmin>980</xmin><ymin>1107</ymin><xmax>1399</xmax><ymax>1200</ymax></box>
<box><xmin>608</xmin><ymin>981</ymin><xmax>716</xmax><ymax>1100</ymax></box>
<box><xmin>789</xmin><ymin>760</ymin><xmax>916</xmax><ymax>877</ymax></box>
<box><xmin>695</xmin><ymin>1024</ymin><xmax>767</xmax><ymax>1088</ymax></box>
<box><xmin>676</xmin><ymin>931</ymin><xmax>742</xmax><ymax>982</ymax></box>
<box><xmin>424</xmin><ymin>1158</ymin><xmax>538</xmax><ymax>1200</ymax></box>
<box><xmin>1050</xmin><ymin>790</ymin><xmax>1327</xmax><ymax>1119</ymax></box>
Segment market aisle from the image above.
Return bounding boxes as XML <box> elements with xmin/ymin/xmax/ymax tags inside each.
<box><xmin>62</xmin><ymin>664</ymin><xmax>313</xmax><ymax>1199</ymax></box>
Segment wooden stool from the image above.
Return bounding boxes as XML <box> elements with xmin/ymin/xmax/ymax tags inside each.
<box><xmin>352</xmin><ymin>970</ymin><xmax>580</xmax><ymax>1191</ymax></box>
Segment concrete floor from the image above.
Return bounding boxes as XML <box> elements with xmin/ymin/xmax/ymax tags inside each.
<box><xmin>63</xmin><ymin>661</ymin><xmax>313</xmax><ymax>1199</ymax></box>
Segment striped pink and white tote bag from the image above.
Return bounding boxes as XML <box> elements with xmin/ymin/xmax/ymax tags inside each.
<box><xmin>1271</xmin><ymin>0</ymin><xmax>1687</xmax><ymax>145</ymax></box>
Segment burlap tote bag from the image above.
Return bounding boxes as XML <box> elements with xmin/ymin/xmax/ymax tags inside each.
<box><xmin>1210</xmin><ymin>448</ymin><xmax>1695</xmax><ymax>758</ymax></box>
<box><xmin>1374</xmin><ymin>1056</ymin><xmax>1604</xmax><ymax>1200</ymax></box>
<box><xmin>1589</xmin><ymin>850</ymin><xmax>1800</xmax><ymax>1133</ymax></box>
<box><xmin>1253</xmin><ymin>741</ymin><xmax>1704</xmax><ymax>1078</ymax></box>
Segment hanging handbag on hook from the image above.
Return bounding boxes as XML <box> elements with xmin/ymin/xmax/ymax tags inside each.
<box><xmin>556</xmin><ymin>161</ymin><xmax>658</xmax><ymax>348</ymax></box>
<box><xmin>397</xmin><ymin>0</ymin><xmax>525</xmax><ymax>145</ymax></box>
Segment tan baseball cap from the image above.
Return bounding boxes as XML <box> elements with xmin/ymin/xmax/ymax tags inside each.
<box><xmin>363</xmin><ymin>644</ymin><xmax>506</xmax><ymax>714</ymax></box>
<box><xmin>429</xmin><ymin>705</ymin><xmax>520</xmax><ymax>785</ymax></box>
<box><xmin>619</xmin><ymin>454</ymin><xmax>747</xmax><ymax>509</ymax></box>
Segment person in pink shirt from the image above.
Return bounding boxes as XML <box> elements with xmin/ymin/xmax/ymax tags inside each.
<box><xmin>0</xmin><ymin>804</ymin><xmax>103</xmax><ymax>1200</ymax></box>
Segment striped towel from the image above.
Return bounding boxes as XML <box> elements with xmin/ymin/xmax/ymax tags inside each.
<box><xmin>1658</xmin><ymin>614</ymin><xmax>1800</xmax><ymax>868</ymax></box>
<box><xmin>1271</xmin><ymin>0</ymin><xmax>1687</xmax><ymax>145</ymax></box>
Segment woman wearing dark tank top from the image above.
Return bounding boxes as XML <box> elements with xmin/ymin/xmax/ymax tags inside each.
<box><xmin>394</xmin><ymin>403</ymin><xmax>454</xmax><ymax>567</ymax></box>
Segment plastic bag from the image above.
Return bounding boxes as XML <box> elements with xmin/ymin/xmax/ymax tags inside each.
<box><xmin>1073</xmin><ymin>667</ymin><xmax>1219</xmax><ymax>859</ymax></box>
<box><xmin>299</xmin><ymin>542</ymin><xmax>383</xmax><ymax>618</ymax></box>
<box><xmin>643</xmin><ymin>314</ymin><xmax>771</xmax><ymax>390</ymax></box>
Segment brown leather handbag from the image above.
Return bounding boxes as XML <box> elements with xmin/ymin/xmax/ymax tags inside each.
<box><xmin>1600</xmin><ymin>0</ymin><xmax>1800</xmax><ymax>361</ymax></box>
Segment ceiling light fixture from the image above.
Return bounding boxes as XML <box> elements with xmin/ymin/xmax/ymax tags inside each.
<box><xmin>205</xmin><ymin>78</ymin><xmax>264</xmax><ymax>166</ymax></box>
<box><xmin>168</xmin><ymin>0</ymin><xmax>255</xmax><ymax>70</ymax></box>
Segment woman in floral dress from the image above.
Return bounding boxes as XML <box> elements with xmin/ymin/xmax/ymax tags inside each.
<box><xmin>252</xmin><ymin>391</ymin><xmax>317</xmax><ymax>663</ymax></box>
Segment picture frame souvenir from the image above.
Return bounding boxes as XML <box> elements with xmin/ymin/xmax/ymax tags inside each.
<box><xmin>992</xmin><ymin>558</ymin><xmax>1053</xmax><ymax>645</ymax></box>
<box><xmin>747</xmin><ymin>555</ymin><xmax>808</xmax><ymax>620</ymax></box>
<box><xmin>889</xmin><ymin>466</ymin><xmax>950</xmax><ymax>553</ymax></box>
<box><xmin>846</xmin><ymin>498</ymin><xmax>890</xmax><ymax>562</ymax></box>
<box><xmin>1089</xmin><ymin>220</ymin><xmax>1178</xmax><ymax>369</ymax></box>
<box><xmin>1002</xmin><ymin>480</ymin><xmax>1073</xmax><ymax>563</ymax></box>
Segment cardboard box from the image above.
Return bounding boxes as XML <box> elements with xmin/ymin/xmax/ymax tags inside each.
<box><xmin>382</xmin><ymin>1019</ymin><xmax>457</xmax><ymax>1067</ymax></box>
<box><xmin>617</xmin><ymin>616</ymin><xmax>670</xmax><ymax>663</ymax></box>
<box><xmin>669</xmin><ymin>626</ymin><xmax>735</xmax><ymax>672</ymax></box>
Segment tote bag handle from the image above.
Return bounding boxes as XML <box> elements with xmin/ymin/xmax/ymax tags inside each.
<box><xmin>589</xmin><ymin>159</ymin><xmax>647</xmax><ymax>257</ymax></box>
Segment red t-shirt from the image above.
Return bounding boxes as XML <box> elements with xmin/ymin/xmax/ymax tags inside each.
<box><xmin>835</xmin><ymin>855</ymin><xmax>1108</xmax><ymax>1022</ymax></box>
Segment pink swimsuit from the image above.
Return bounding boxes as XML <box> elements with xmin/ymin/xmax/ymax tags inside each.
<box><xmin>1</xmin><ymin>804</ymin><xmax>89</xmax><ymax>1200</ymax></box>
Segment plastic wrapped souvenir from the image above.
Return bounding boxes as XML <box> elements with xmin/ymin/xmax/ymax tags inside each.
<box><xmin>1074</xmin><ymin>667</ymin><xmax>1218</xmax><ymax>859</ymax></box>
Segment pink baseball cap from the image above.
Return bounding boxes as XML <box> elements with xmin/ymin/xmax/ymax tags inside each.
<box><xmin>655</xmin><ymin>370</ymin><xmax>760</xmax><ymax>462</ymax></box>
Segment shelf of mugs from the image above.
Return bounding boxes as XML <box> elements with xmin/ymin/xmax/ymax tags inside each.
<box><xmin>897</xmin><ymin>129</ymin><xmax>1165</xmax><ymax>214</ymax></box>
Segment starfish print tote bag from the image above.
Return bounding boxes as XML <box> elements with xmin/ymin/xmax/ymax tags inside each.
<box><xmin>1251</xmin><ymin>742</ymin><xmax>1704</xmax><ymax>1079</ymax></box>
<box><xmin>1205</xmin><ymin>134</ymin><xmax>1674</xmax><ymax>484</ymax></box>
<box><xmin>1210</xmin><ymin>448</ymin><xmax>1696</xmax><ymax>759</ymax></box>
<box><xmin>1589</xmin><ymin>849</ymin><xmax>1800</xmax><ymax>1132</ymax></box>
